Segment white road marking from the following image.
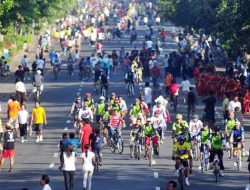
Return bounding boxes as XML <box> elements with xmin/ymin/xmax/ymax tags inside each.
<box><xmin>156</xmin><ymin>187</ymin><xmax>160</xmax><ymax>190</ymax></box>
<box><xmin>53</xmin><ymin>152</ymin><xmax>58</xmax><ymax>157</ymax></box>
<box><xmin>49</xmin><ymin>163</ymin><xmax>54</xmax><ymax>168</ymax></box>
<box><xmin>57</xmin><ymin>144</ymin><xmax>60</xmax><ymax>148</ymax></box>
<box><xmin>153</xmin><ymin>172</ymin><xmax>159</xmax><ymax>179</ymax></box>
<box><xmin>152</xmin><ymin>160</ymin><xmax>156</xmax><ymax>165</ymax></box>
<box><xmin>66</xmin><ymin>120</ymin><xmax>71</xmax><ymax>123</ymax></box>
<box><xmin>64</xmin><ymin>127</ymin><xmax>68</xmax><ymax>131</ymax></box>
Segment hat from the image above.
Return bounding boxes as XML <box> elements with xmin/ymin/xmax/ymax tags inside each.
<box><xmin>100</xmin><ymin>96</ymin><xmax>105</xmax><ymax>100</ymax></box>
<box><xmin>147</xmin><ymin>118</ymin><xmax>152</xmax><ymax>122</ymax></box>
<box><xmin>193</xmin><ymin>114</ymin><xmax>199</xmax><ymax>119</ymax></box>
<box><xmin>235</xmin><ymin>121</ymin><xmax>241</xmax><ymax>126</ymax></box>
<box><xmin>176</xmin><ymin>114</ymin><xmax>183</xmax><ymax>119</ymax></box>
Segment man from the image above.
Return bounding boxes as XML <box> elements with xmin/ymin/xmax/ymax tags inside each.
<box><xmin>228</xmin><ymin>95</ymin><xmax>242</xmax><ymax>113</ymax></box>
<box><xmin>31</xmin><ymin>100</ymin><xmax>47</xmax><ymax>142</ymax></box>
<box><xmin>33</xmin><ymin>70</ymin><xmax>43</xmax><ymax>96</ymax></box>
<box><xmin>40</xmin><ymin>174</ymin><xmax>52</xmax><ymax>190</ymax></box>
<box><xmin>170</xmin><ymin>79</ymin><xmax>180</xmax><ymax>101</ymax></box>
<box><xmin>21</xmin><ymin>55</ymin><xmax>31</xmax><ymax>81</ymax></box>
<box><xmin>15</xmin><ymin>65</ymin><xmax>25</xmax><ymax>82</ymax></box>
<box><xmin>0</xmin><ymin>123</ymin><xmax>16</xmax><ymax>172</ymax></box>
<box><xmin>186</xmin><ymin>87</ymin><xmax>196</xmax><ymax>121</ymax></box>
<box><xmin>36</xmin><ymin>56</ymin><xmax>45</xmax><ymax>75</ymax></box>
<box><xmin>172</xmin><ymin>114</ymin><xmax>189</xmax><ymax>141</ymax></box>
<box><xmin>78</xmin><ymin>102</ymin><xmax>93</xmax><ymax>123</ymax></box>
<box><xmin>95</xmin><ymin>96</ymin><xmax>106</xmax><ymax>123</ymax></box>
<box><xmin>180</xmin><ymin>76</ymin><xmax>191</xmax><ymax>103</ymax></box>
<box><xmin>164</xmin><ymin>71</ymin><xmax>172</xmax><ymax>97</ymax></box>
<box><xmin>172</xmin><ymin>134</ymin><xmax>191</xmax><ymax>186</ymax></box>
<box><xmin>7</xmin><ymin>95</ymin><xmax>21</xmax><ymax>133</ymax></box>
<box><xmin>202</xmin><ymin>91</ymin><xmax>216</xmax><ymax>125</ymax></box>
<box><xmin>150</xmin><ymin>63</ymin><xmax>161</xmax><ymax>88</ymax></box>
<box><xmin>208</xmin><ymin>127</ymin><xmax>226</xmax><ymax>176</ymax></box>
<box><xmin>143</xmin><ymin>82</ymin><xmax>152</xmax><ymax>109</ymax></box>
<box><xmin>18</xmin><ymin>104</ymin><xmax>29</xmax><ymax>142</ymax></box>
<box><xmin>15</xmin><ymin>78</ymin><xmax>26</xmax><ymax>104</ymax></box>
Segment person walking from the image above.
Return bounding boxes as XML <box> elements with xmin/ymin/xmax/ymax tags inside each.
<box><xmin>30</xmin><ymin>100</ymin><xmax>47</xmax><ymax>142</ymax></box>
<box><xmin>80</xmin><ymin>118</ymin><xmax>93</xmax><ymax>152</ymax></box>
<box><xmin>61</xmin><ymin>144</ymin><xmax>76</xmax><ymax>190</ymax></box>
<box><xmin>18</xmin><ymin>104</ymin><xmax>30</xmax><ymax>142</ymax></box>
<box><xmin>15</xmin><ymin>78</ymin><xmax>26</xmax><ymax>104</ymax></box>
<box><xmin>0</xmin><ymin>123</ymin><xmax>17</xmax><ymax>172</ymax></box>
<box><xmin>81</xmin><ymin>144</ymin><xmax>95</xmax><ymax>190</ymax></box>
<box><xmin>7</xmin><ymin>95</ymin><xmax>21</xmax><ymax>134</ymax></box>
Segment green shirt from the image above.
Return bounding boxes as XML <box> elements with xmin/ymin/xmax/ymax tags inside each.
<box><xmin>222</xmin><ymin>98</ymin><xmax>229</xmax><ymax>111</ymax></box>
<box><xmin>172</xmin><ymin>121</ymin><xmax>189</xmax><ymax>135</ymax></box>
<box><xmin>131</xmin><ymin>105</ymin><xmax>141</xmax><ymax>117</ymax></box>
<box><xmin>144</xmin><ymin>124</ymin><xmax>156</xmax><ymax>137</ymax></box>
<box><xmin>211</xmin><ymin>134</ymin><xmax>223</xmax><ymax>150</ymax></box>
<box><xmin>96</xmin><ymin>103</ymin><xmax>106</xmax><ymax>115</ymax></box>
<box><xmin>226</xmin><ymin>119</ymin><xmax>236</xmax><ymax>132</ymax></box>
<box><xmin>200</xmin><ymin>129</ymin><xmax>210</xmax><ymax>144</ymax></box>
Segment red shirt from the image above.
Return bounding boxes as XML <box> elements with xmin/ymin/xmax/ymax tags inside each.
<box><xmin>81</xmin><ymin>124</ymin><xmax>93</xmax><ymax>145</ymax></box>
<box><xmin>170</xmin><ymin>83</ymin><xmax>179</xmax><ymax>95</ymax></box>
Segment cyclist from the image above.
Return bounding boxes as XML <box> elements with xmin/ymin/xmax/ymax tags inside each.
<box><xmin>129</xmin><ymin>98</ymin><xmax>142</xmax><ymax>124</ymax></box>
<box><xmin>152</xmin><ymin>110</ymin><xmax>166</xmax><ymax>144</ymax></box>
<box><xmin>172</xmin><ymin>134</ymin><xmax>191</xmax><ymax>186</ymax></box>
<box><xmin>118</xmin><ymin>96</ymin><xmax>128</xmax><ymax>118</ymax></box>
<box><xmin>197</xmin><ymin>123</ymin><xmax>212</xmax><ymax>169</ymax></box>
<box><xmin>70</xmin><ymin>96</ymin><xmax>83</xmax><ymax>128</ymax></box>
<box><xmin>78</xmin><ymin>102</ymin><xmax>94</xmax><ymax>123</ymax></box>
<box><xmin>84</xmin><ymin>93</ymin><xmax>95</xmax><ymax>112</ymax></box>
<box><xmin>225</xmin><ymin>111</ymin><xmax>238</xmax><ymax>158</ymax></box>
<box><xmin>125</xmin><ymin>68</ymin><xmax>134</xmax><ymax>92</ymax></box>
<box><xmin>189</xmin><ymin>114</ymin><xmax>203</xmax><ymax>142</ymax></box>
<box><xmin>111</xmin><ymin>98</ymin><xmax>122</xmax><ymax>115</ymax></box>
<box><xmin>93</xmin><ymin>64</ymin><xmax>102</xmax><ymax>93</ymax></box>
<box><xmin>130</xmin><ymin>118</ymin><xmax>143</xmax><ymax>158</ymax></box>
<box><xmin>230</xmin><ymin>121</ymin><xmax>244</xmax><ymax>167</ymax></box>
<box><xmin>109</xmin><ymin>109</ymin><xmax>124</xmax><ymax>141</ymax></box>
<box><xmin>180</xmin><ymin>76</ymin><xmax>191</xmax><ymax>104</ymax></box>
<box><xmin>208</xmin><ymin>127</ymin><xmax>226</xmax><ymax>176</ymax></box>
<box><xmin>83</xmin><ymin>57</ymin><xmax>92</xmax><ymax>80</ymax></box>
<box><xmin>152</xmin><ymin>100</ymin><xmax>167</xmax><ymax>120</ymax></box>
<box><xmin>100</xmin><ymin>70</ymin><xmax>109</xmax><ymax>97</ymax></box>
<box><xmin>95</xmin><ymin>96</ymin><xmax>106</xmax><ymax>123</ymax></box>
<box><xmin>144</xmin><ymin>118</ymin><xmax>160</xmax><ymax>158</ymax></box>
<box><xmin>172</xmin><ymin>114</ymin><xmax>189</xmax><ymax>143</ymax></box>
<box><xmin>109</xmin><ymin>93</ymin><xmax>116</xmax><ymax>106</ymax></box>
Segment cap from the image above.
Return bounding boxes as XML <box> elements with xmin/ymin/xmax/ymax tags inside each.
<box><xmin>147</xmin><ymin>118</ymin><xmax>152</xmax><ymax>122</ymax></box>
<box><xmin>85</xmin><ymin>93</ymin><xmax>91</xmax><ymax>97</ymax></box>
<box><xmin>100</xmin><ymin>96</ymin><xmax>105</xmax><ymax>100</ymax></box>
<box><xmin>235</xmin><ymin>121</ymin><xmax>241</xmax><ymax>126</ymax></box>
<box><xmin>176</xmin><ymin>114</ymin><xmax>183</xmax><ymax>119</ymax></box>
<box><xmin>193</xmin><ymin>114</ymin><xmax>199</xmax><ymax>119</ymax></box>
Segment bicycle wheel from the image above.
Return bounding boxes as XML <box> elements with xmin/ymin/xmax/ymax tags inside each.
<box><xmin>178</xmin><ymin>171</ymin><xmax>185</xmax><ymax>190</ymax></box>
<box><xmin>149</xmin><ymin>145</ymin><xmax>153</xmax><ymax>166</ymax></box>
<box><xmin>117</xmin><ymin>137</ymin><xmax>124</xmax><ymax>154</ymax></box>
<box><xmin>95</xmin><ymin>157</ymin><xmax>99</xmax><ymax>172</ymax></box>
<box><xmin>137</xmin><ymin>145</ymin><xmax>141</xmax><ymax>160</ymax></box>
<box><xmin>109</xmin><ymin>140</ymin><xmax>116</xmax><ymax>153</ymax></box>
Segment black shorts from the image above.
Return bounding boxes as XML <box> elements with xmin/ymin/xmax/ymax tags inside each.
<box><xmin>176</xmin><ymin>158</ymin><xmax>189</xmax><ymax>167</ymax></box>
<box><xmin>200</xmin><ymin>144</ymin><xmax>208</xmax><ymax>152</ymax></box>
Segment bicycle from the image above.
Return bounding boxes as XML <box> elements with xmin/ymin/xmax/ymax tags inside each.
<box><xmin>130</xmin><ymin>132</ymin><xmax>142</xmax><ymax>160</ymax></box>
<box><xmin>177</xmin><ymin>164</ymin><xmax>186</xmax><ymax>190</ymax></box>
<box><xmin>127</xmin><ymin>81</ymin><xmax>134</xmax><ymax>97</ymax></box>
<box><xmin>109</xmin><ymin>128</ymin><xmax>124</xmax><ymax>154</ymax></box>
<box><xmin>147</xmin><ymin>137</ymin><xmax>159</xmax><ymax>167</ymax></box>
<box><xmin>201</xmin><ymin>145</ymin><xmax>209</xmax><ymax>173</ymax></box>
<box><xmin>191</xmin><ymin>136</ymin><xmax>200</xmax><ymax>161</ymax></box>
<box><xmin>213</xmin><ymin>155</ymin><xmax>220</xmax><ymax>183</ymax></box>
<box><xmin>232</xmin><ymin>142</ymin><xmax>242</xmax><ymax>171</ymax></box>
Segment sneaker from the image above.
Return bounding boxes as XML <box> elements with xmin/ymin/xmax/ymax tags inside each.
<box><xmin>219</xmin><ymin>171</ymin><xmax>224</xmax><ymax>177</ymax></box>
<box><xmin>242</xmin><ymin>151</ymin><xmax>246</xmax><ymax>157</ymax></box>
<box><xmin>185</xmin><ymin>177</ymin><xmax>190</xmax><ymax>186</ymax></box>
<box><xmin>198</xmin><ymin>166</ymin><xmax>202</xmax><ymax>170</ymax></box>
<box><xmin>160</xmin><ymin>140</ymin><xmax>163</xmax><ymax>144</ymax></box>
<box><xmin>36</xmin><ymin>137</ymin><xmax>40</xmax><ymax>143</ymax></box>
<box><xmin>234</xmin><ymin>162</ymin><xmax>237</xmax><ymax>167</ymax></box>
<box><xmin>24</xmin><ymin>138</ymin><xmax>28</xmax><ymax>142</ymax></box>
<box><xmin>39</xmin><ymin>135</ymin><xmax>43</xmax><ymax>142</ymax></box>
<box><xmin>21</xmin><ymin>137</ymin><xmax>24</xmax><ymax>143</ymax></box>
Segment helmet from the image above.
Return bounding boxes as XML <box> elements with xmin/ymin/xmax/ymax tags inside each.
<box><xmin>235</xmin><ymin>121</ymin><xmax>241</xmax><ymax>126</ymax></box>
<box><xmin>85</xmin><ymin>93</ymin><xmax>91</xmax><ymax>97</ymax></box>
<box><xmin>75</xmin><ymin>96</ymin><xmax>81</xmax><ymax>100</ymax></box>
<box><xmin>178</xmin><ymin>134</ymin><xmax>186</xmax><ymax>141</ymax></box>
<box><xmin>100</xmin><ymin>96</ymin><xmax>105</xmax><ymax>100</ymax></box>
<box><xmin>146</xmin><ymin>118</ymin><xmax>152</xmax><ymax>122</ymax></box>
<box><xmin>176</xmin><ymin>114</ymin><xmax>183</xmax><ymax>119</ymax></box>
<box><xmin>193</xmin><ymin>114</ymin><xmax>199</xmax><ymax>119</ymax></box>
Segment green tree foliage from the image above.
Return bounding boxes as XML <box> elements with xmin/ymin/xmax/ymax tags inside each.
<box><xmin>158</xmin><ymin>0</ymin><xmax>250</xmax><ymax>52</ymax></box>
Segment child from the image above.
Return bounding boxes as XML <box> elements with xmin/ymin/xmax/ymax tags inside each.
<box><xmin>40</xmin><ymin>174</ymin><xmax>52</xmax><ymax>190</ymax></box>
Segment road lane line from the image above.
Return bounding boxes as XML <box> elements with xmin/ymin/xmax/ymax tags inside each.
<box><xmin>53</xmin><ymin>152</ymin><xmax>58</xmax><ymax>157</ymax></box>
<box><xmin>57</xmin><ymin>144</ymin><xmax>60</xmax><ymax>147</ymax></box>
<box><xmin>153</xmin><ymin>172</ymin><xmax>159</xmax><ymax>179</ymax></box>
<box><xmin>156</xmin><ymin>187</ymin><xmax>160</xmax><ymax>190</ymax></box>
<box><xmin>49</xmin><ymin>163</ymin><xmax>54</xmax><ymax>168</ymax></box>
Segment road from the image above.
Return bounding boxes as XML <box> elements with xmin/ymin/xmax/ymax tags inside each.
<box><xmin>0</xmin><ymin>21</ymin><xmax>249</xmax><ymax>190</ymax></box>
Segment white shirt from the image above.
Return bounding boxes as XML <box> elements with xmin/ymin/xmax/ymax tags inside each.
<box><xmin>81</xmin><ymin>151</ymin><xmax>95</xmax><ymax>171</ymax></box>
<box><xmin>144</xmin><ymin>87</ymin><xmax>152</xmax><ymax>104</ymax></box>
<box><xmin>16</xmin><ymin>81</ymin><xmax>26</xmax><ymax>93</ymax></box>
<box><xmin>189</xmin><ymin>120</ymin><xmax>203</xmax><ymax>137</ymax></box>
<box><xmin>120</xmin><ymin>100</ymin><xmax>127</xmax><ymax>111</ymax></box>
<box><xmin>180</xmin><ymin>80</ymin><xmax>191</xmax><ymax>92</ymax></box>
<box><xmin>227</xmin><ymin>100</ymin><xmax>242</xmax><ymax>113</ymax></box>
<box><xmin>63</xmin><ymin>152</ymin><xmax>76</xmax><ymax>171</ymax></box>
<box><xmin>152</xmin><ymin>115</ymin><xmax>166</xmax><ymax>129</ymax></box>
<box><xmin>36</xmin><ymin>59</ymin><xmax>45</xmax><ymax>69</ymax></box>
<box><xmin>78</xmin><ymin>108</ymin><xmax>93</xmax><ymax>120</ymax></box>
<box><xmin>18</xmin><ymin>110</ymin><xmax>29</xmax><ymax>125</ymax></box>
<box><xmin>90</xmin><ymin>56</ymin><xmax>98</xmax><ymax>68</ymax></box>
<box><xmin>42</xmin><ymin>184</ymin><xmax>52</xmax><ymax>190</ymax></box>
<box><xmin>156</xmin><ymin>17</ymin><xmax>160</xmax><ymax>23</ymax></box>
<box><xmin>143</xmin><ymin>17</ymin><xmax>148</xmax><ymax>23</ymax></box>
<box><xmin>146</xmin><ymin>40</ymin><xmax>153</xmax><ymax>49</ymax></box>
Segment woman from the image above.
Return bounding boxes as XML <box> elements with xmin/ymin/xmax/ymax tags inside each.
<box><xmin>81</xmin><ymin>144</ymin><xmax>95</xmax><ymax>190</ymax></box>
<box><xmin>243</xmin><ymin>89</ymin><xmax>250</xmax><ymax>115</ymax></box>
<box><xmin>61</xmin><ymin>144</ymin><xmax>76</xmax><ymax>190</ymax></box>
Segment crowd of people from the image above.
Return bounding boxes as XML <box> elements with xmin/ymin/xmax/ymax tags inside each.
<box><xmin>0</xmin><ymin>0</ymin><xmax>250</xmax><ymax>190</ymax></box>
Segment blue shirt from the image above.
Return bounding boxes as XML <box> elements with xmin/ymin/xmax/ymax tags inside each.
<box><xmin>231</xmin><ymin>128</ymin><xmax>244</xmax><ymax>142</ymax></box>
<box><xmin>64</xmin><ymin>138</ymin><xmax>80</xmax><ymax>152</ymax></box>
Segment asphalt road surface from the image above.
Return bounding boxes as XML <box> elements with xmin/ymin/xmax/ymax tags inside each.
<box><xmin>0</xmin><ymin>23</ymin><xmax>249</xmax><ymax>190</ymax></box>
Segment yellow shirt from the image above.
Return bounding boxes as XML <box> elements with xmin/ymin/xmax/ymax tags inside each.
<box><xmin>32</xmin><ymin>107</ymin><xmax>46</xmax><ymax>124</ymax></box>
<box><xmin>173</xmin><ymin>142</ymin><xmax>190</xmax><ymax>159</ymax></box>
